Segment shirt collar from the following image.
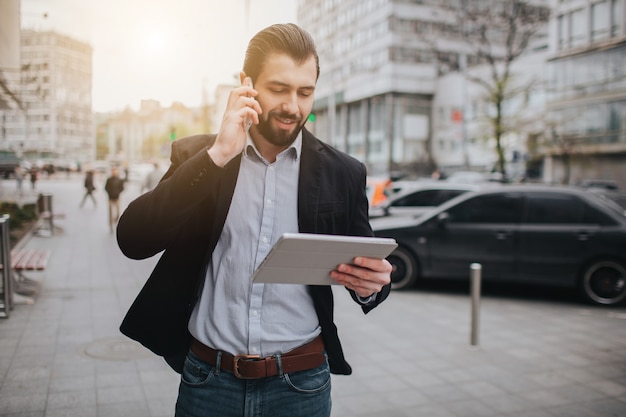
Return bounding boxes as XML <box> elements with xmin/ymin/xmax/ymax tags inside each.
<box><xmin>244</xmin><ymin>130</ymin><xmax>302</xmax><ymax>162</ymax></box>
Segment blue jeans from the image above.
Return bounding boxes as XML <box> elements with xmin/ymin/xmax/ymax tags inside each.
<box><xmin>175</xmin><ymin>349</ymin><xmax>332</xmax><ymax>417</ymax></box>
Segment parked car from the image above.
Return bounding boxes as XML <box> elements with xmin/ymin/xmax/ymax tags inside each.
<box><xmin>445</xmin><ymin>170</ymin><xmax>506</xmax><ymax>184</ymax></box>
<box><xmin>586</xmin><ymin>188</ymin><xmax>626</xmax><ymax>212</ymax></box>
<box><xmin>369</xmin><ymin>182</ymin><xmax>485</xmax><ymax>218</ymax></box>
<box><xmin>372</xmin><ymin>185</ymin><xmax>626</xmax><ymax>305</ymax></box>
<box><xmin>577</xmin><ymin>179</ymin><xmax>619</xmax><ymax>191</ymax></box>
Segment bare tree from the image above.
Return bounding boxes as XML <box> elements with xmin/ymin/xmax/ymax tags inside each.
<box><xmin>539</xmin><ymin>108</ymin><xmax>587</xmax><ymax>185</ymax></box>
<box><xmin>447</xmin><ymin>0</ymin><xmax>550</xmax><ymax>178</ymax></box>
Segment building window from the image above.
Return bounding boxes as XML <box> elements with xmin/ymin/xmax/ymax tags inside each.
<box><xmin>558</xmin><ymin>14</ymin><xmax>569</xmax><ymax>49</ymax></box>
<box><xmin>612</xmin><ymin>0</ymin><xmax>624</xmax><ymax>36</ymax></box>
<box><xmin>570</xmin><ymin>9</ymin><xmax>586</xmax><ymax>48</ymax></box>
<box><xmin>591</xmin><ymin>1</ymin><xmax>610</xmax><ymax>42</ymax></box>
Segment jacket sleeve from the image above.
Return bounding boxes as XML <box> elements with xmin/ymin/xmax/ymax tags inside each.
<box><xmin>348</xmin><ymin>161</ymin><xmax>392</xmax><ymax>312</ymax></box>
<box><xmin>116</xmin><ymin>139</ymin><xmax>233</xmax><ymax>260</ymax></box>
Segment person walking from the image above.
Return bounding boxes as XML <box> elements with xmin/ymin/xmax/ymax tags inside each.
<box><xmin>29</xmin><ymin>167</ymin><xmax>38</xmax><ymax>191</ymax></box>
<box><xmin>116</xmin><ymin>23</ymin><xmax>392</xmax><ymax>417</ymax></box>
<box><xmin>104</xmin><ymin>167</ymin><xmax>124</xmax><ymax>232</ymax></box>
<box><xmin>79</xmin><ymin>169</ymin><xmax>97</xmax><ymax>208</ymax></box>
<box><xmin>14</xmin><ymin>165</ymin><xmax>24</xmax><ymax>196</ymax></box>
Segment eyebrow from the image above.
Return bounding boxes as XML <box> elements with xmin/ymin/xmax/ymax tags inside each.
<box><xmin>267</xmin><ymin>80</ymin><xmax>316</xmax><ymax>91</ymax></box>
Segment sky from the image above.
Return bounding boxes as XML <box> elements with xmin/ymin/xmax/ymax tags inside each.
<box><xmin>20</xmin><ymin>0</ymin><xmax>298</xmax><ymax>113</ymax></box>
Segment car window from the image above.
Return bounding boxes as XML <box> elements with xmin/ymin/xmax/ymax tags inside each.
<box><xmin>392</xmin><ymin>189</ymin><xmax>468</xmax><ymax>208</ymax></box>
<box><xmin>582</xmin><ymin>205</ymin><xmax>617</xmax><ymax>225</ymax></box>
<box><xmin>447</xmin><ymin>193</ymin><xmax>522</xmax><ymax>223</ymax></box>
<box><xmin>524</xmin><ymin>193</ymin><xmax>616</xmax><ymax>225</ymax></box>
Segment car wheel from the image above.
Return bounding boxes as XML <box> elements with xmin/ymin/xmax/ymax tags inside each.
<box><xmin>580</xmin><ymin>260</ymin><xmax>626</xmax><ymax>305</ymax></box>
<box><xmin>388</xmin><ymin>246</ymin><xmax>418</xmax><ymax>290</ymax></box>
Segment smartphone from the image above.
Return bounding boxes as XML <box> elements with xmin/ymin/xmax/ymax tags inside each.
<box><xmin>244</xmin><ymin>78</ymin><xmax>253</xmax><ymax>131</ymax></box>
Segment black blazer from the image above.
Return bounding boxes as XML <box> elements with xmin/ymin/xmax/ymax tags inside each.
<box><xmin>117</xmin><ymin>128</ymin><xmax>391</xmax><ymax>374</ymax></box>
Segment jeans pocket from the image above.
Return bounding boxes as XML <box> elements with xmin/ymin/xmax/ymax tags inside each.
<box><xmin>283</xmin><ymin>361</ymin><xmax>331</xmax><ymax>394</ymax></box>
<box><xmin>180</xmin><ymin>351</ymin><xmax>215</xmax><ymax>387</ymax></box>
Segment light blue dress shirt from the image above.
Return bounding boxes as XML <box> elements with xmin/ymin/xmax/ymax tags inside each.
<box><xmin>188</xmin><ymin>132</ymin><xmax>321</xmax><ymax>357</ymax></box>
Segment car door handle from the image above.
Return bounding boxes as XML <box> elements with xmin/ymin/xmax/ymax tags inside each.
<box><xmin>577</xmin><ymin>231</ymin><xmax>591</xmax><ymax>241</ymax></box>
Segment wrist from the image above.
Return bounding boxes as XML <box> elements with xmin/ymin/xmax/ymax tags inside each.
<box><xmin>207</xmin><ymin>145</ymin><xmax>234</xmax><ymax>167</ymax></box>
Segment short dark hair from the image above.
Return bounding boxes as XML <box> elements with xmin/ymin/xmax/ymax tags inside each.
<box><xmin>243</xmin><ymin>23</ymin><xmax>320</xmax><ymax>83</ymax></box>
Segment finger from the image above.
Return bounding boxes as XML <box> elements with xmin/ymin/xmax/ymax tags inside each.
<box><xmin>239</xmin><ymin>77</ymin><xmax>257</xmax><ymax>99</ymax></box>
<box><xmin>330</xmin><ymin>271</ymin><xmax>382</xmax><ymax>298</ymax></box>
<box><xmin>353</xmin><ymin>257</ymin><xmax>393</xmax><ymax>274</ymax></box>
<box><xmin>338</xmin><ymin>261</ymin><xmax>392</xmax><ymax>284</ymax></box>
<box><xmin>330</xmin><ymin>267</ymin><xmax>388</xmax><ymax>291</ymax></box>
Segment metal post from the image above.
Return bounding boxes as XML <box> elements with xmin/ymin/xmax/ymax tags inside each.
<box><xmin>470</xmin><ymin>263</ymin><xmax>482</xmax><ymax>346</ymax></box>
<box><xmin>36</xmin><ymin>193</ymin><xmax>56</xmax><ymax>236</ymax></box>
<box><xmin>0</xmin><ymin>215</ymin><xmax>12</xmax><ymax>318</ymax></box>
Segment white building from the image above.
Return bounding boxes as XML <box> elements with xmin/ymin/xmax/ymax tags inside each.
<box><xmin>298</xmin><ymin>0</ymin><xmax>551</xmax><ymax>178</ymax></box>
<box><xmin>0</xmin><ymin>0</ymin><xmax>21</xmax><ymax>113</ymax></box>
<box><xmin>0</xmin><ymin>29</ymin><xmax>94</xmax><ymax>165</ymax></box>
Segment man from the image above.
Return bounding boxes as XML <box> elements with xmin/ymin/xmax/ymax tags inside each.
<box><xmin>104</xmin><ymin>167</ymin><xmax>124</xmax><ymax>232</ymax></box>
<box><xmin>117</xmin><ymin>23</ymin><xmax>392</xmax><ymax>417</ymax></box>
<box><xmin>80</xmin><ymin>169</ymin><xmax>97</xmax><ymax>208</ymax></box>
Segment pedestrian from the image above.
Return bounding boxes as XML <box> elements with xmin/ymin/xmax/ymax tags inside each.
<box><xmin>14</xmin><ymin>165</ymin><xmax>24</xmax><ymax>196</ymax></box>
<box><xmin>116</xmin><ymin>23</ymin><xmax>392</xmax><ymax>417</ymax></box>
<box><xmin>29</xmin><ymin>166</ymin><xmax>38</xmax><ymax>191</ymax></box>
<box><xmin>141</xmin><ymin>162</ymin><xmax>163</xmax><ymax>192</ymax></box>
<box><xmin>80</xmin><ymin>169</ymin><xmax>97</xmax><ymax>208</ymax></box>
<box><xmin>104</xmin><ymin>167</ymin><xmax>124</xmax><ymax>232</ymax></box>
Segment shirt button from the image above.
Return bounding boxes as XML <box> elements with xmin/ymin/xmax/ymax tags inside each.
<box><xmin>262</xmin><ymin>237</ymin><xmax>268</xmax><ymax>243</ymax></box>
<box><xmin>266</xmin><ymin>199</ymin><xmax>272</xmax><ymax>205</ymax></box>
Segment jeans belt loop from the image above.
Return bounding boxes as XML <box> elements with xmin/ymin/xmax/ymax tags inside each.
<box><xmin>215</xmin><ymin>351</ymin><xmax>222</xmax><ymax>375</ymax></box>
<box><xmin>275</xmin><ymin>353</ymin><xmax>283</xmax><ymax>377</ymax></box>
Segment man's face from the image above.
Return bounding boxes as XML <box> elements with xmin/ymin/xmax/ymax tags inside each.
<box><xmin>250</xmin><ymin>53</ymin><xmax>317</xmax><ymax>148</ymax></box>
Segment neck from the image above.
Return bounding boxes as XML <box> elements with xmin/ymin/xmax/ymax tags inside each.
<box><xmin>250</xmin><ymin>132</ymin><xmax>291</xmax><ymax>163</ymax></box>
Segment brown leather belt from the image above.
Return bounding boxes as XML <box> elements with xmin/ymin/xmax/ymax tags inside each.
<box><xmin>190</xmin><ymin>335</ymin><xmax>326</xmax><ymax>379</ymax></box>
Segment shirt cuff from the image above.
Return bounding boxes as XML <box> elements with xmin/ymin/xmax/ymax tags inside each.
<box><xmin>355</xmin><ymin>293</ymin><xmax>377</xmax><ymax>305</ymax></box>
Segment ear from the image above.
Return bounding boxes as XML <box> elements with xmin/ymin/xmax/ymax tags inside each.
<box><xmin>239</xmin><ymin>71</ymin><xmax>247</xmax><ymax>85</ymax></box>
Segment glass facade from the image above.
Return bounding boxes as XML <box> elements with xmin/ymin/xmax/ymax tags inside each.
<box><xmin>551</xmin><ymin>0</ymin><xmax>626</xmax><ymax>148</ymax></box>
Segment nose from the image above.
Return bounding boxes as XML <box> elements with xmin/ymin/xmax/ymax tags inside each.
<box><xmin>281</xmin><ymin>92</ymin><xmax>299</xmax><ymax>115</ymax></box>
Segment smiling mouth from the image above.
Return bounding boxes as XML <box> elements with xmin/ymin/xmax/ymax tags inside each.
<box><xmin>275</xmin><ymin>115</ymin><xmax>298</xmax><ymax>128</ymax></box>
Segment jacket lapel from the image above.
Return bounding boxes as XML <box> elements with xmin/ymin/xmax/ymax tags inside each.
<box><xmin>298</xmin><ymin>129</ymin><xmax>323</xmax><ymax>234</ymax></box>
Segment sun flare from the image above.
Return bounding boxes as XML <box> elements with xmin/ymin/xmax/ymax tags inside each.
<box><xmin>145</xmin><ymin>30</ymin><xmax>165</xmax><ymax>53</ymax></box>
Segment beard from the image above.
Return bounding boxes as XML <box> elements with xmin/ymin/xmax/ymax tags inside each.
<box><xmin>255</xmin><ymin>109</ymin><xmax>306</xmax><ymax>148</ymax></box>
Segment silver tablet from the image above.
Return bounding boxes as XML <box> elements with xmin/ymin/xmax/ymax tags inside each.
<box><xmin>251</xmin><ymin>233</ymin><xmax>398</xmax><ymax>286</ymax></box>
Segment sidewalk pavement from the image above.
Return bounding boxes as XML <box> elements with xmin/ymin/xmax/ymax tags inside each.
<box><xmin>0</xmin><ymin>174</ymin><xmax>625</xmax><ymax>417</ymax></box>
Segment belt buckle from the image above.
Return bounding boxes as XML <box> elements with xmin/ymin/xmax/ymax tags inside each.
<box><xmin>233</xmin><ymin>354</ymin><xmax>261</xmax><ymax>379</ymax></box>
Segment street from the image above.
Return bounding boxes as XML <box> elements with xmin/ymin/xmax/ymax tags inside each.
<box><xmin>0</xmin><ymin>173</ymin><xmax>625</xmax><ymax>417</ymax></box>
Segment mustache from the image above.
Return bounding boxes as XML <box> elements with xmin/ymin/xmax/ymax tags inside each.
<box><xmin>270</xmin><ymin>110</ymin><xmax>302</xmax><ymax>123</ymax></box>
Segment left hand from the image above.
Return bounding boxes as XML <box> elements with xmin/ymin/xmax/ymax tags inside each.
<box><xmin>330</xmin><ymin>257</ymin><xmax>393</xmax><ymax>299</ymax></box>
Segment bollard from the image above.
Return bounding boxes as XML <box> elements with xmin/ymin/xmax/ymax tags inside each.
<box><xmin>36</xmin><ymin>193</ymin><xmax>55</xmax><ymax>236</ymax></box>
<box><xmin>0</xmin><ymin>215</ymin><xmax>12</xmax><ymax>318</ymax></box>
<box><xmin>470</xmin><ymin>263</ymin><xmax>482</xmax><ymax>346</ymax></box>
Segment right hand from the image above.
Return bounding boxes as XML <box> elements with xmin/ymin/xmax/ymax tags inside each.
<box><xmin>208</xmin><ymin>77</ymin><xmax>261</xmax><ymax>167</ymax></box>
